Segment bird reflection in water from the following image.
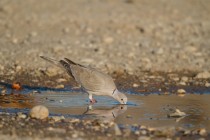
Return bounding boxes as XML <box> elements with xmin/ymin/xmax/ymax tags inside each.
<box><xmin>83</xmin><ymin>105</ymin><xmax>127</xmax><ymax>121</ymax></box>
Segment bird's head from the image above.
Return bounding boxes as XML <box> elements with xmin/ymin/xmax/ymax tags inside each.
<box><xmin>112</xmin><ymin>90</ymin><xmax>127</xmax><ymax>104</ymax></box>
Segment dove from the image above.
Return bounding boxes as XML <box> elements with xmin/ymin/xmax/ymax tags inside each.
<box><xmin>83</xmin><ymin>105</ymin><xmax>127</xmax><ymax>121</ymax></box>
<box><xmin>40</xmin><ymin>56</ymin><xmax>127</xmax><ymax>104</ymax></box>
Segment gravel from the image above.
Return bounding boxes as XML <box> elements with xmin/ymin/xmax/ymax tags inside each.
<box><xmin>0</xmin><ymin>0</ymin><xmax>209</xmax><ymax>75</ymax></box>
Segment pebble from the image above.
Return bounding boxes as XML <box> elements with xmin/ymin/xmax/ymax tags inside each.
<box><xmin>1</xmin><ymin>88</ymin><xmax>6</xmax><ymax>95</ymax></box>
<box><xmin>52</xmin><ymin>46</ymin><xmax>64</xmax><ymax>53</ymax></box>
<box><xmin>178</xmin><ymin>81</ymin><xmax>186</xmax><ymax>86</ymax></box>
<box><xmin>29</xmin><ymin>105</ymin><xmax>49</xmax><ymax>119</ymax></box>
<box><xmin>47</xmin><ymin>127</ymin><xmax>66</xmax><ymax>134</ymax></box>
<box><xmin>181</xmin><ymin>76</ymin><xmax>188</xmax><ymax>82</ymax></box>
<box><xmin>56</xmin><ymin>78</ymin><xmax>67</xmax><ymax>83</ymax></box>
<box><xmin>156</xmin><ymin>48</ymin><xmax>164</xmax><ymax>55</ymax></box>
<box><xmin>140</xmin><ymin>130</ymin><xmax>147</xmax><ymax>135</ymax></box>
<box><xmin>12</xmin><ymin>38</ymin><xmax>18</xmax><ymax>44</ymax></box>
<box><xmin>17</xmin><ymin>112</ymin><xmax>27</xmax><ymax>119</ymax></box>
<box><xmin>72</xmin><ymin>133</ymin><xmax>78</xmax><ymax>138</ymax></box>
<box><xmin>177</xmin><ymin>89</ymin><xmax>186</xmax><ymax>94</ymax></box>
<box><xmin>184</xmin><ymin>130</ymin><xmax>191</xmax><ymax>135</ymax></box>
<box><xmin>69</xmin><ymin>118</ymin><xmax>80</xmax><ymax>123</ymax></box>
<box><xmin>133</xmin><ymin>83</ymin><xmax>139</xmax><ymax>87</ymax></box>
<box><xmin>103</xmin><ymin>37</ymin><xmax>114</xmax><ymax>44</ymax></box>
<box><xmin>199</xmin><ymin>128</ymin><xmax>207</xmax><ymax>136</ymax></box>
<box><xmin>0</xmin><ymin>65</ymin><xmax>4</xmax><ymax>70</ymax></box>
<box><xmin>51</xmin><ymin>116</ymin><xmax>65</xmax><ymax>122</ymax></box>
<box><xmin>15</xmin><ymin>65</ymin><xmax>22</xmax><ymax>72</ymax></box>
<box><xmin>55</xmin><ymin>84</ymin><xmax>65</xmax><ymax>89</ymax></box>
<box><xmin>134</xmin><ymin>130</ymin><xmax>140</xmax><ymax>135</ymax></box>
<box><xmin>195</xmin><ymin>71</ymin><xmax>210</xmax><ymax>79</ymax></box>
<box><xmin>205</xmin><ymin>82</ymin><xmax>210</xmax><ymax>87</ymax></box>
<box><xmin>171</xmin><ymin>77</ymin><xmax>179</xmax><ymax>81</ymax></box>
<box><xmin>46</xmin><ymin>67</ymin><xmax>58</xmax><ymax>77</ymax></box>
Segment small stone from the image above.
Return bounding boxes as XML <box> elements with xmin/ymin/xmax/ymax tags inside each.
<box><xmin>184</xmin><ymin>130</ymin><xmax>191</xmax><ymax>135</ymax></box>
<box><xmin>56</xmin><ymin>78</ymin><xmax>67</xmax><ymax>83</ymax></box>
<box><xmin>1</xmin><ymin>88</ymin><xmax>6</xmax><ymax>95</ymax></box>
<box><xmin>134</xmin><ymin>131</ymin><xmax>140</xmax><ymax>135</ymax></box>
<box><xmin>72</xmin><ymin>133</ymin><xmax>78</xmax><ymax>138</ymax></box>
<box><xmin>195</xmin><ymin>71</ymin><xmax>210</xmax><ymax>79</ymax></box>
<box><xmin>0</xmin><ymin>65</ymin><xmax>4</xmax><ymax>71</ymax></box>
<box><xmin>55</xmin><ymin>84</ymin><xmax>64</xmax><ymax>89</ymax></box>
<box><xmin>86</xmin><ymin>27</ymin><xmax>93</xmax><ymax>33</ymax></box>
<box><xmin>186</xmin><ymin>46</ymin><xmax>197</xmax><ymax>52</ymax></box>
<box><xmin>52</xmin><ymin>46</ymin><xmax>64</xmax><ymax>53</ymax></box>
<box><xmin>177</xmin><ymin>89</ymin><xmax>186</xmax><ymax>94</ymax></box>
<box><xmin>140</xmin><ymin>130</ymin><xmax>147</xmax><ymax>135</ymax></box>
<box><xmin>181</xmin><ymin>76</ymin><xmax>188</xmax><ymax>82</ymax></box>
<box><xmin>17</xmin><ymin>112</ymin><xmax>27</xmax><ymax>119</ymax></box>
<box><xmin>81</xmin><ymin>58</ymin><xmax>94</xmax><ymax>63</ymax></box>
<box><xmin>156</xmin><ymin>48</ymin><xmax>164</xmax><ymax>55</ymax></box>
<box><xmin>15</xmin><ymin>65</ymin><xmax>22</xmax><ymax>71</ymax></box>
<box><xmin>12</xmin><ymin>38</ymin><xmax>18</xmax><ymax>44</ymax></box>
<box><xmin>199</xmin><ymin>128</ymin><xmax>207</xmax><ymax>136</ymax></box>
<box><xmin>46</xmin><ymin>67</ymin><xmax>58</xmax><ymax>77</ymax></box>
<box><xmin>29</xmin><ymin>105</ymin><xmax>49</xmax><ymax>119</ymax></box>
<box><xmin>205</xmin><ymin>82</ymin><xmax>210</xmax><ymax>87</ymax></box>
<box><xmin>69</xmin><ymin>118</ymin><xmax>80</xmax><ymax>123</ymax></box>
<box><xmin>47</xmin><ymin>127</ymin><xmax>66</xmax><ymax>133</ymax></box>
<box><xmin>178</xmin><ymin>81</ymin><xmax>186</xmax><ymax>86</ymax></box>
<box><xmin>103</xmin><ymin>37</ymin><xmax>114</xmax><ymax>44</ymax></box>
<box><xmin>106</xmin><ymin>133</ymin><xmax>112</xmax><ymax>137</ymax></box>
<box><xmin>133</xmin><ymin>83</ymin><xmax>139</xmax><ymax>87</ymax></box>
<box><xmin>114</xmin><ymin>124</ymin><xmax>122</xmax><ymax>136</ymax></box>
<box><xmin>51</xmin><ymin>116</ymin><xmax>65</xmax><ymax>122</ymax></box>
<box><xmin>171</xmin><ymin>77</ymin><xmax>179</xmax><ymax>81</ymax></box>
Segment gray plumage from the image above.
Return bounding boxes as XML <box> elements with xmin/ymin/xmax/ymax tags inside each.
<box><xmin>40</xmin><ymin>56</ymin><xmax>127</xmax><ymax>104</ymax></box>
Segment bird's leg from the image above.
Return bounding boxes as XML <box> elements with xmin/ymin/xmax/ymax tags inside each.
<box><xmin>89</xmin><ymin>94</ymin><xmax>97</xmax><ymax>104</ymax></box>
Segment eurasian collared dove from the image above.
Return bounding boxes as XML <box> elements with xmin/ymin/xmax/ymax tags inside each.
<box><xmin>40</xmin><ymin>56</ymin><xmax>127</xmax><ymax>104</ymax></box>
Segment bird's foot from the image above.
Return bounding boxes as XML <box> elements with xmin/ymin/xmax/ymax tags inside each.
<box><xmin>90</xmin><ymin>98</ymin><xmax>97</xmax><ymax>104</ymax></box>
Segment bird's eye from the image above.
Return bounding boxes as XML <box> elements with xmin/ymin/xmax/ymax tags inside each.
<box><xmin>121</xmin><ymin>99</ymin><xmax>123</xmax><ymax>101</ymax></box>
<box><xmin>121</xmin><ymin>107</ymin><xmax>123</xmax><ymax>109</ymax></box>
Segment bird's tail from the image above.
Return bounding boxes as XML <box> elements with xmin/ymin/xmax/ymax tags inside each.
<box><xmin>40</xmin><ymin>56</ymin><xmax>61</xmax><ymax>67</ymax></box>
<box><xmin>40</xmin><ymin>56</ymin><xmax>76</xmax><ymax>79</ymax></box>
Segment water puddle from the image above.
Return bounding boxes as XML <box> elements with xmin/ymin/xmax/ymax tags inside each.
<box><xmin>1</xmin><ymin>82</ymin><xmax>210</xmax><ymax>131</ymax></box>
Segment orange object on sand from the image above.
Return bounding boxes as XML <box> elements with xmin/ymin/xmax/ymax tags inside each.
<box><xmin>12</xmin><ymin>82</ymin><xmax>22</xmax><ymax>90</ymax></box>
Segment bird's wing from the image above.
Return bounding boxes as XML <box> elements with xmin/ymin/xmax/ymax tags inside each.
<box><xmin>61</xmin><ymin>58</ymin><xmax>116</xmax><ymax>94</ymax></box>
<box><xmin>71</xmin><ymin>65</ymin><xmax>116</xmax><ymax>94</ymax></box>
